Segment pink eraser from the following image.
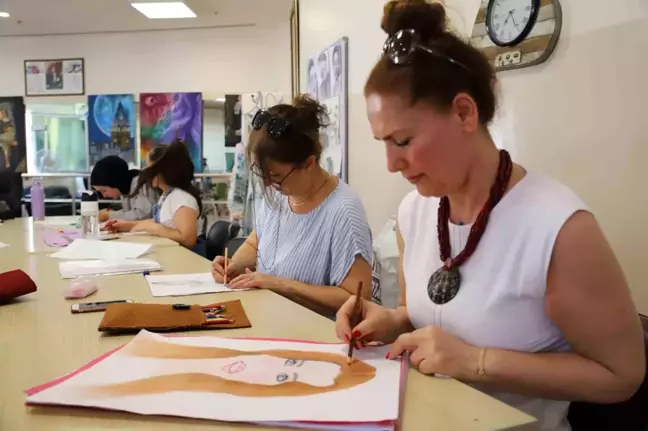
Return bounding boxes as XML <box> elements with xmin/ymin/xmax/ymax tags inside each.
<box><xmin>64</xmin><ymin>279</ymin><xmax>98</xmax><ymax>299</ymax></box>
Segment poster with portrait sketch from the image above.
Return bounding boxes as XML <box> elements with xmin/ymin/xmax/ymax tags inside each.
<box><xmin>306</xmin><ymin>37</ymin><xmax>348</xmax><ymax>182</ymax></box>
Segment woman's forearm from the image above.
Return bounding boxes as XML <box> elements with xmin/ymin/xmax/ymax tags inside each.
<box><xmin>230</xmin><ymin>241</ymin><xmax>258</xmax><ymax>273</ymax></box>
<box><xmin>274</xmin><ymin>279</ymin><xmax>352</xmax><ymax>316</ymax></box>
<box><xmin>465</xmin><ymin>348</ymin><xmax>641</xmax><ymax>404</ymax></box>
<box><xmin>154</xmin><ymin>225</ymin><xmax>195</xmax><ymax>248</ymax></box>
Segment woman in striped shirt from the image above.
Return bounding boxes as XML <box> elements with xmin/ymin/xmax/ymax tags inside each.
<box><xmin>211</xmin><ymin>96</ymin><xmax>373</xmax><ymax>317</ymax></box>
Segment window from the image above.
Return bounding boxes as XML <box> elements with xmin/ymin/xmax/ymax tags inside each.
<box><xmin>26</xmin><ymin>103</ymin><xmax>89</xmax><ymax>173</ymax></box>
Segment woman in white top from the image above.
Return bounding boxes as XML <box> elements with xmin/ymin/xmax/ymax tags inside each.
<box><xmin>336</xmin><ymin>1</ymin><xmax>645</xmax><ymax>430</ymax></box>
<box><xmin>110</xmin><ymin>141</ymin><xmax>205</xmax><ymax>254</ymax></box>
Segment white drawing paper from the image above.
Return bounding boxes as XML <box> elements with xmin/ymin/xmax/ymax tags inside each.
<box><xmin>59</xmin><ymin>259</ymin><xmax>162</xmax><ymax>279</ymax></box>
<box><xmin>50</xmin><ymin>239</ymin><xmax>152</xmax><ymax>260</ymax></box>
<box><xmin>36</xmin><ymin>217</ymin><xmax>80</xmax><ymax>227</ymax></box>
<box><xmin>146</xmin><ymin>272</ymin><xmax>246</xmax><ymax>297</ymax></box>
<box><xmin>25</xmin><ymin>331</ymin><xmax>402</xmax><ymax>427</ymax></box>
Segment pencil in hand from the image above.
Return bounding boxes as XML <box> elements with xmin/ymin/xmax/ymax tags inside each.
<box><xmin>346</xmin><ymin>281</ymin><xmax>364</xmax><ymax>364</ymax></box>
<box><xmin>224</xmin><ymin>248</ymin><xmax>229</xmax><ymax>285</ymax></box>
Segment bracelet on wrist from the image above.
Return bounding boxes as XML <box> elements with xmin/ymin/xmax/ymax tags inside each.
<box><xmin>477</xmin><ymin>347</ymin><xmax>487</xmax><ymax>376</ymax></box>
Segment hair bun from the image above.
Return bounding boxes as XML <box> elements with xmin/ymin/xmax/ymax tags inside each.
<box><xmin>382</xmin><ymin>0</ymin><xmax>447</xmax><ymax>42</ymax></box>
<box><xmin>293</xmin><ymin>94</ymin><xmax>330</xmax><ymax>130</ymax></box>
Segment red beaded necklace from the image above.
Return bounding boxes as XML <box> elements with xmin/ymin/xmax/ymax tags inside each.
<box><xmin>427</xmin><ymin>149</ymin><xmax>513</xmax><ymax>304</ymax></box>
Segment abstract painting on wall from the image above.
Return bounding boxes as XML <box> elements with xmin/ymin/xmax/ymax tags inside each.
<box><xmin>88</xmin><ymin>94</ymin><xmax>136</xmax><ymax>166</ymax></box>
<box><xmin>140</xmin><ymin>93</ymin><xmax>203</xmax><ymax>172</ymax></box>
<box><xmin>306</xmin><ymin>38</ymin><xmax>348</xmax><ymax>181</ymax></box>
<box><xmin>0</xmin><ymin>97</ymin><xmax>27</xmax><ymax>173</ymax></box>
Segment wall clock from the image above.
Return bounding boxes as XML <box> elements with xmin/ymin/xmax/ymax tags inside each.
<box><xmin>486</xmin><ymin>0</ymin><xmax>540</xmax><ymax>47</ymax></box>
<box><xmin>470</xmin><ymin>0</ymin><xmax>563</xmax><ymax>72</ymax></box>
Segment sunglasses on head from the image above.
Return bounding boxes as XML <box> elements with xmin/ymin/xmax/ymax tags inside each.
<box><xmin>383</xmin><ymin>29</ymin><xmax>471</xmax><ymax>73</ymax></box>
<box><xmin>252</xmin><ymin>110</ymin><xmax>289</xmax><ymax>139</ymax></box>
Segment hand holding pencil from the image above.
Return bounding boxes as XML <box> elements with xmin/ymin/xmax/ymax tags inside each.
<box><xmin>211</xmin><ymin>251</ymin><xmax>238</xmax><ymax>284</ymax></box>
<box><xmin>335</xmin><ymin>282</ymin><xmax>406</xmax><ymax>351</ymax></box>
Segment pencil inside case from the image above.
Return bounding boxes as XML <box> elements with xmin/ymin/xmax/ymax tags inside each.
<box><xmin>97</xmin><ymin>300</ymin><xmax>251</xmax><ymax>334</ymax></box>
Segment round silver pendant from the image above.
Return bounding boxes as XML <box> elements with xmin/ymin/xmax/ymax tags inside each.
<box><xmin>427</xmin><ymin>266</ymin><xmax>461</xmax><ymax>305</ymax></box>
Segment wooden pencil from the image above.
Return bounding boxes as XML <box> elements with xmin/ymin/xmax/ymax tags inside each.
<box><xmin>347</xmin><ymin>281</ymin><xmax>364</xmax><ymax>364</ymax></box>
<box><xmin>224</xmin><ymin>247</ymin><xmax>229</xmax><ymax>285</ymax></box>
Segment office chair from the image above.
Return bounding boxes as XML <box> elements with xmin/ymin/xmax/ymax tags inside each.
<box><xmin>225</xmin><ymin>237</ymin><xmax>246</xmax><ymax>257</ymax></box>
<box><xmin>0</xmin><ymin>171</ymin><xmax>23</xmax><ymax>219</ymax></box>
<box><xmin>567</xmin><ymin>314</ymin><xmax>648</xmax><ymax>430</ymax></box>
<box><xmin>205</xmin><ymin>221</ymin><xmax>241</xmax><ymax>261</ymax></box>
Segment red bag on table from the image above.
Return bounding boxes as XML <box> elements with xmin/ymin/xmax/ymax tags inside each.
<box><xmin>0</xmin><ymin>270</ymin><xmax>37</xmax><ymax>303</ymax></box>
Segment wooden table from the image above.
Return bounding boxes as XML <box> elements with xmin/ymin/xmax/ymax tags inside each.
<box><xmin>0</xmin><ymin>216</ymin><xmax>178</xmax><ymax>253</ymax></box>
<box><xmin>0</xmin><ymin>235</ymin><xmax>536</xmax><ymax>430</ymax></box>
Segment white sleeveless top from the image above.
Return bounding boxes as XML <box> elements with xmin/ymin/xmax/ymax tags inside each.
<box><xmin>398</xmin><ymin>172</ymin><xmax>588</xmax><ymax>431</ymax></box>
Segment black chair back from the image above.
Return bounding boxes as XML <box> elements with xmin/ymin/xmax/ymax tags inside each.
<box><xmin>205</xmin><ymin>221</ymin><xmax>241</xmax><ymax>261</ymax></box>
<box><xmin>567</xmin><ymin>314</ymin><xmax>648</xmax><ymax>430</ymax></box>
<box><xmin>0</xmin><ymin>171</ymin><xmax>22</xmax><ymax>219</ymax></box>
<box><xmin>225</xmin><ymin>237</ymin><xmax>247</xmax><ymax>257</ymax></box>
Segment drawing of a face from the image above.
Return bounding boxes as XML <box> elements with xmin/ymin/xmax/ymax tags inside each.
<box><xmin>318</xmin><ymin>53</ymin><xmax>329</xmax><ymax>82</ymax></box>
<box><xmin>221</xmin><ymin>356</ymin><xmax>340</xmax><ymax>387</ymax></box>
<box><xmin>85</xmin><ymin>333</ymin><xmax>377</xmax><ymax>398</ymax></box>
<box><xmin>332</xmin><ymin>48</ymin><xmax>341</xmax><ymax>79</ymax></box>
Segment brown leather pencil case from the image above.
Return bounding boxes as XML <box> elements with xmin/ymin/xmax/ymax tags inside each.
<box><xmin>98</xmin><ymin>300</ymin><xmax>251</xmax><ymax>334</ymax></box>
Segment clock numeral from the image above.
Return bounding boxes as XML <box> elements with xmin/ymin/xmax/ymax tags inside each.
<box><xmin>525</xmin><ymin>5</ymin><xmax>531</xmax><ymax>10</ymax></box>
<box><xmin>494</xmin><ymin>22</ymin><xmax>500</xmax><ymax>29</ymax></box>
<box><xmin>522</xmin><ymin>17</ymin><xmax>528</xmax><ymax>24</ymax></box>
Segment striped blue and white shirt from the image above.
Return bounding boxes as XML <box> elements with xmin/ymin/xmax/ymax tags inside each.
<box><xmin>254</xmin><ymin>181</ymin><xmax>373</xmax><ymax>288</ymax></box>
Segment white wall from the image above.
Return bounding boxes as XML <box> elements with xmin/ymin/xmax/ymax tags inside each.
<box><xmin>299</xmin><ymin>0</ymin><xmax>413</xmax><ymax>234</ymax></box>
<box><xmin>0</xmin><ymin>24</ymin><xmax>291</xmax><ymax>98</ymax></box>
<box><xmin>299</xmin><ymin>0</ymin><xmax>648</xmax><ymax>312</ymax></box>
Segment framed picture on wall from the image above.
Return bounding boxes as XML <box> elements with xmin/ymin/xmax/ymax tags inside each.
<box><xmin>24</xmin><ymin>58</ymin><xmax>85</xmax><ymax>97</ymax></box>
<box><xmin>306</xmin><ymin>37</ymin><xmax>348</xmax><ymax>182</ymax></box>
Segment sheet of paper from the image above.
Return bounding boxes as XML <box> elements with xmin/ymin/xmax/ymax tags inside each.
<box><xmin>146</xmin><ymin>273</ymin><xmax>244</xmax><ymax>297</ymax></box>
<box><xmin>25</xmin><ymin>330</ymin><xmax>402</xmax><ymax>427</ymax></box>
<box><xmin>50</xmin><ymin>239</ymin><xmax>152</xmax><ymax>260</ymax></box>
<box><xmin>36</xmin><ymin>217</ymin><xmax>80</xmax><ymax>227</ymax></box>
<box><xmin>58</xmin><ymin>259</ymin><xmax>163</xmax><ymax>279</ymax></box>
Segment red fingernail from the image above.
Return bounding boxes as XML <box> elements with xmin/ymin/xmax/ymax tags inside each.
<box><xmin>344</xmin><ymin>334</ymin><xmax>350</xmax><ymax>342</ymax></box>
<box><xmin>385</xmin><ymin>353</ymin><xmax>390</xmax><ymax>360</ymax></box>
<box><xmin>352</xmin><ymin>330</ymin><xmax>361</xmax><ymax>338</ymax></box>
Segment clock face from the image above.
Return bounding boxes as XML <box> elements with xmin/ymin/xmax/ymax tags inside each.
<box><xmin>486</xmin><ymin>0</ymin><xmax>539</xmax><ymax>47</ymax></box>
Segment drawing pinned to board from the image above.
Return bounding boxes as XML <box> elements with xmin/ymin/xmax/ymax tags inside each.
<box><xmin>224</xmin><ymin>95</ymin><xmax>242</xmax><ymax>148</ymax></box>
<box><xmin>306</xmin><ymin>38</ymin><xmax>348</xmax><ymax>181</ymax></box>
<box><xmin>88</xmin><ymin>94</ymin><xmax>136</xmax><ymax>166</ymax></box>
<box><xmin>25</xmin><ymin>330</ymin><xmax>402</xmax><ymax>428</ymax></box>
<box><xmin>139</xmin><ymin>93</ymin><xmax>203</xmax><ymax>171</ymax></box>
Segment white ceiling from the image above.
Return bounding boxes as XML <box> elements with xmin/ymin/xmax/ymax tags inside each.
<box><xmin>0</xmin><ymin>0</ymin><xmax>293</xmax><ymax>37</ymax></box>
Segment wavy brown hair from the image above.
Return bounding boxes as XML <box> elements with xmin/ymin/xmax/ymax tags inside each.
<box><xmin>366</xmin><ymin>0</ymin><xmax>497</xmax><ymax>125</ymax></box>
<box><xmin>84</xmin><ymin>334</ymin><xmax>376</xmax><ymax>398</ymax></box>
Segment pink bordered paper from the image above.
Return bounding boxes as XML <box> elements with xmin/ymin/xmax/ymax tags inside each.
<box><xmin>25</xmin><ymin>332</ymin><xmax>407</xmax><ymax>431</ymax></box>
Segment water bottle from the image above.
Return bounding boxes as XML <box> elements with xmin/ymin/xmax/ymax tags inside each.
<box><xmin>30</xmin><ymin>179</ymin><xmax>45</xmax><ymax>221</ymax></box>
<box><xmin>80</xmin><ymin>191</ymin><xmax>100</xmax><ymax>239</ymax></box>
